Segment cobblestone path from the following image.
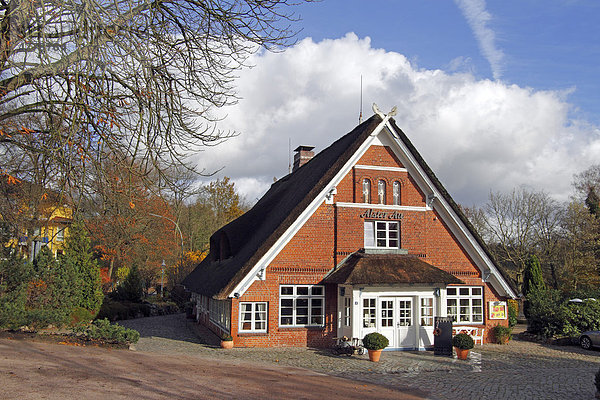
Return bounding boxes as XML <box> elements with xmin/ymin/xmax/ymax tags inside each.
<box><xmin>119</xmin><ymin>314</ymin><xmax>600</xmax><ymax>400</ymax></box>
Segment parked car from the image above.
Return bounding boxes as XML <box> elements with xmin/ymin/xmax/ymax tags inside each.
<box><xmin>579</xmin><ymin>331</ymin><xmax>600</xmax><ymax>350</ymax></box>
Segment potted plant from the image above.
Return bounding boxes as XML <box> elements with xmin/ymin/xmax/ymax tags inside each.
<box><xmin>362</xmin><ymin>332</ymin><xmax>389</xmax><ymax>362</ymax></box>
<box><xmin>491</xmin><ymin>324</ymin><xmax>512</xmax><ymax>344</ymax></box>
<box><xmin>220</xmin><ymin>334</ymin><xmax>234</xmax><ymax>349</ymax></box>
<box><xmin>452</xmin><ymin>332</ymin><xmax>474</xmax><ymax>360</ymax></box>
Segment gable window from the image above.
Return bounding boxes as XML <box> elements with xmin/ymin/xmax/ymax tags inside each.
<box><xmin>378</xmin><ymin>180</ymin><xmax>386</xmax><ymax>204</ymax></box>
<box><xmin>364</xmin><ymin>221</ymin><xmax>400</xmax><ymax>248</ymax></box>
<box><xmin>393</xmin><ymin>181</ymin><xmax>401</xmax><ymax>205</ymax></box>
<box><xmin>239</xmin><ymin>302</ymin><xmax>267</xmax><ymax>333</ymax></box>
<box><xmin>280</xmin><ymin>285</ymin><xmax>324</xmax><ymax>327</ymax></box>
<box><xmin>446</xmin><ymin>286</ymin><xmax>483</xmax><ymax>324</ymax></box>
<box><xmin>362</xmin><ymin>179</ymin><xmax>371</xmax><ymax>203</ymax></box>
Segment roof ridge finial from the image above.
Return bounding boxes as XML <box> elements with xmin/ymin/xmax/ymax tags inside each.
<box><xmin>372</xmin><ymin>103</ymin><xmax>398</xmax><ymax>121</ymax></box>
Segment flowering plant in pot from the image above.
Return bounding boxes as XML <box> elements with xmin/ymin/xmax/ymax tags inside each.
<box><xmin>452</xmin><ymin>333</ymin><xmax>474</xmax><ymax>360</ymax></box>
<box><xmin>220</xmin><ymin>334</ymin><xmax>233</xmax><ymax>349</ymax></box>
<box><xmin>491</xmin><ymin>324</ymin><xmax>512</xmax><ymax>344</ymax></box>
<box><xmin>362</xmin><ymin>332</ymin><xmax>389</xmax><ymax>362</ymax></box>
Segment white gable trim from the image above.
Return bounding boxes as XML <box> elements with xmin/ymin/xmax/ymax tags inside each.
<box><xmin>354</xmin><ymin>165</ymin><xmax>408</xmax><ymax>172</ymax></box>
<box><xmin>228</xmin><ymin>119</ymin><xmax>391</xmax><ymax>298</ymax></box>
<box><xmin>381</xmin><ymin>121</ymin><xmax>516</xmax><ymax>298</ymax></box>
<box><xmin>229</xmin><ymin>118</ymin><xmax>516</xmax><ymax>299</ymax></box>
<box><xmin>336</xmin><ymin>202</ymin><xmax>431</xmax><ymax>212</ymax></box>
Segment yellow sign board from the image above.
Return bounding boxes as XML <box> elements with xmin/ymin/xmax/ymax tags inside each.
<box><xmin>489</xmin><ymin>301</ymin><xmax>507</xmax><ymax>320</ymax></box>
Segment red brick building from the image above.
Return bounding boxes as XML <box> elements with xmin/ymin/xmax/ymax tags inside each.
<box><xmin>183</xmin><ymin>113</ymin><xmax>516</xmax><ymax>349</ymax></box>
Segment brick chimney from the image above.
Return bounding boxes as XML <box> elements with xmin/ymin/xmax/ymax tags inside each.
<box><xmin>293</xmin><ymin>145</ymin><xmax>315</xmax><ymax>172</ymax></box>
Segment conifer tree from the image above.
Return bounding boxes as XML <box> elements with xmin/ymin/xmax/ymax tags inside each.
<box><xmin>523</xmin><ymin>255</ymin><xmax>546</xmax><ymax>297</ymax></box>
<box><xmin>62</xmin><ymin>219</ymin><xmax>103</xmax><ymax>314</ymax></box>
<box><xmin>585</xmin><ymin>187</ymin><xmax>600</xmax><ymax>217</ymax></box>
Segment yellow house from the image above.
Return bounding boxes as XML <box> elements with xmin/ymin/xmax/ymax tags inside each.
<box><xmin>21</xmin><ymin>204</ymin><xmax>73</xmax><ymax>259</ymax></box>
<box><xmin>1</xmin><ymin>176</ymin><xmax>73</xmax><ymax>259</ymax></box>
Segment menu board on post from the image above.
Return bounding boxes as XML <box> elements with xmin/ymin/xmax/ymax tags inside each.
<box><xmin>489</xmin><ymin>301</ymin><xmax>507</xmax><ymax>319</ymax></box>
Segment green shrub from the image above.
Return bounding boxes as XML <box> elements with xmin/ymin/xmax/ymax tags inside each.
<box><xmin>527</xmin><ymin>289</ymin><xmax>600</xmax><ymax>338</ymax></box>
<box><xmin>69</xmin><ymin>307</ymin><xmax>95</xmax><ymax>327</ymax></box>
<box><xmin>96</xmin><ymin>297</ymin><xmax>151</xmax><ymax>321</ymax></box>
<box><xmin>222</xmin><ymin>334</ymin><xmax>233</xmax><ymax>341</ymax></box>
<box><xmin>452</xmin><ymin>333</ymin><xmax>474</xmax><ymax>349</ymax></box>
<box><xmin>115</xmin><ymin>265</ymin><xmax>144</xmax><ymax>302</ymax></box>
<box><xmin>491</xmin><ymin>324</ymin><xmax>512</xmax><ymax>344</ymax></box>
<box><xmin>362</xmin><ymin>332</ymin><xmax>389</xmax><ymax>350</ymax></box>
<box><xmin>84</xmin><ymin>318</ymin><xmax>140</xmax><ymax>344</ymax></box>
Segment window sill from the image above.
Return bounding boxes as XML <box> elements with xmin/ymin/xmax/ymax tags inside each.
<box><xmin>237</xmin><ymin>332</ymin><xmax>268</xmax><ymax>336</ymax></box>
<box><xmin>278</xmin><ymin>326</ymin><xmax>325</xmax><ymax>331</ymax></box>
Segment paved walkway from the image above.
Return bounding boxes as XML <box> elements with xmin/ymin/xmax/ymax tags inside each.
<box><xmin>119</xmin><ymin>314</ymin><xmax>600</xmax><ymax>400</ymax></box>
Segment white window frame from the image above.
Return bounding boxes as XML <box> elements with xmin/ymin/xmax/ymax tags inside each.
<box><xmin>393</xmin><ymin>181</ymin><xmax>401</xmax><ymax>205</ymax></box>
<box><xmin>362</xmin><ymin>298</ymin><xmax>376</xmax><ymax>328</ymax></box>
<box><xmin>446</xmin><ymin>286</ymin><xmax>483</xmax><ymax>324</ymax></box>
<box><xmin>239</xmin><ymin>302</ymin><xmax>267</xmax><ymax>333</ymax></box>
<box><xmin>378</xmin><ymin>180</ymin><xmax>386</xmax><ymax>204</ymax></box>
<box><xmin>420</xmin><ymin>297</ymin><xmax>434</xmax><ymax>326</ymax></box>
<box><xmin>364</xmin><ymin>220</ymin><xmax>400</xmax><ymax>248</ymax></box>
<box><xmin>362</xmin><ymin>179</ymin><xmax>371</xmax><ymax>203</ymax></box>
<box><xmin>279</xmin><ymin>285</ymin><xmax>325</xmax><ymax>327</ymax></box>
<box><xmin>56</xmin><ymin>228</ymin><xmax>65</xmax><ymax>242</ymax></box>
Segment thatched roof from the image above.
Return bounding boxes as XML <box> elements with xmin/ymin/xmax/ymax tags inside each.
<box><xmin>324</xmin><ymin>251</ymin><xmax>464</xmax><ymax>286</ymax></box>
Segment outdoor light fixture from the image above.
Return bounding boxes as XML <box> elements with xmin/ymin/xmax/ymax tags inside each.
<box><xmin>434</xmin><ymin>287</ymin><xmax>441</xmax><ymax>297</ymax></box>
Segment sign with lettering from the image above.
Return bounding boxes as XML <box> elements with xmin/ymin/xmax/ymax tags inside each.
<box><xmin>359</xmin><ymin>209</ymin><xmax>403</xmax><ymax>220</ymax></box>
<box><xmin>489</xmin><ymin>301</ymin><xmax>507</xmax><ymax>320</ymax></box>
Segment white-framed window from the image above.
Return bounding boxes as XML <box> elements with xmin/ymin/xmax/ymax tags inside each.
<box><xmin>56</xmin><ymin>228</ymin><xmax>65</xmax><ymax>242</ymax></box>
<box><xmin>239</xmin><ymin>302</ymin><xmax>267</xmax><ymax>333</ymax></box>
<box><xmin>446</xmin><ymin>286</ymin><xmax>483</xmax><ymax>324</ymax></box>
<box><xmin>364</xmin><ymin>221</ymin><xmax>400</xmax><ymax>248</ymax></box>
<box><xmin>393</xmin><ymin>181</ymin><xmax>401</xmax><ymax>205</ymax></box>
<box><xmin>209</xmin><ymin>298</ymin><xmax>231</xmax><ymax>330</ymax></box>
<box><xmin>363</xmin><ymin>298</ymin><xmax>376</xmax><ymax>328</ymax></box>
<box><xmin>378</xmin><ymin>180</ymin><xmax>386</xmax><ymax>204</ymax></box>
<box><xmin>420</xmin><ymin>297</ymin><xmax>433</xmax><ymax>326</ymax></box>
<box><xmin>343</xmin><ymin>297</ymin><xmax>351</xmax><ymax>327</ymax></box>
<box><xmin>362</xmin><ymin>179</ymin><xmax>371</xmax><ymax>203</ymax></box>
<box><xmin>279</xmin><ymin>285</ymin><xmax>324</xmax><ymax>327</ymax></box>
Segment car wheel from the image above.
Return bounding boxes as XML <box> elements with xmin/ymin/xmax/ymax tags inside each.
<box><xmin>581</xmin><ymin>336</ymin><xmax>592</xmax><ymax>350</ymax></box>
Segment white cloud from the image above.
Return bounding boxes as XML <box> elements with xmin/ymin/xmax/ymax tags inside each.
<box><xmin>192</xmin><ymin>33</ymin><xmax>600</xmax><ymax>207</ymax></box>
<box><xmin>454</xmin><ymin>0</ymin><xmax>505</xmax><ymax>80</ymax></box>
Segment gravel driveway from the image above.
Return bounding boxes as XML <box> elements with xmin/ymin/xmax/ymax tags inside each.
<box><xmin>119</xmin><ymin>313</ymin><xmax>600</xmax><ymax>400</ymax></box>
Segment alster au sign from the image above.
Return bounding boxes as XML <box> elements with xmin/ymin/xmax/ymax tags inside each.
<box><xmin>359</xmin><ymin>209</ymin><xmax>403</xmax><ymax>220</ymax></box>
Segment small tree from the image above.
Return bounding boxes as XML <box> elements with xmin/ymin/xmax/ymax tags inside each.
<box><xmin>116</xmin><ymin>265</ymin><xmax>145</xmax><ymax>302</ymax></box>
<box><xmin>523</xmin><ymin>255</ymin><xmax>546</xmax><ymax>297</ymax></box>
<box><xmin>62</xmin><ymin>219</ymin><xmax>103</xmax><ymax>315</ymax></box>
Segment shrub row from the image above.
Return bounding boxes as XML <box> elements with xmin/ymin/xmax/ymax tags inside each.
<box><xmin>77</xmin><ymin>318</ymin><xmax>140</xmax><ymax>344</ymax></box>
<box><xmin>96</xmin><ymin>296</ymin><xmax>179</xmax><ymax>321</ymax></box>
<box><xmin>527</xmin><ymin>288</ymin><xmax>600</xmax><ymax>338</ymax></box>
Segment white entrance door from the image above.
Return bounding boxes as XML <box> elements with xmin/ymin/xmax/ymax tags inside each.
<box><xmin>379</xmin><ymin>299</ymin><xmax>396</xmax><ymax>348</ymax></box>
<box><xmin>396</xmin><ymin>297</ymin><xmax>416</xmax><ymax>348</ymax></box>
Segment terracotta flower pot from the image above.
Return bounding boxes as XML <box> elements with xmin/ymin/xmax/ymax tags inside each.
<box><xmin>220</xmin><ymin>340</ymin><xmax>233</xmax><ymax>349</ymax></box>
<box><xmin>368</xmin><ymin>349</ymin><xmax>382</xmax><ymax>362</ymax></box>
<box><xmin>454</xmin><ymin>347</ymin><xmax>470</xmax><ymax>360</ymax></box>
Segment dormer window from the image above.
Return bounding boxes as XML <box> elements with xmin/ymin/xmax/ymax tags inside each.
<box><xmin>378</xmin><ymin>180</ymin><xmax>386</xmax><ymax>204</ymax></box>
<box><xmin>362</xmin><ymin>179</ymin><xmax>371</xmax><ymax>203</ymax></box>
<box><xmin>393</xmin><ymin>181</ymin><xmax>401</xmax><ymax>205</ymax></box>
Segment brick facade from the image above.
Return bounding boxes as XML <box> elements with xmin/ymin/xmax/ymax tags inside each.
<box><xmin>191</xmin><ymin>142</ymin><xmax>509</xmax><ymax>348</ymax></box>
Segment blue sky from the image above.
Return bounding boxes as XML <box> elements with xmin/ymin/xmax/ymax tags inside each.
<box><xmin>294</xmin><ymin>0</ymin><xmax>600</xmax><ymax>124</ymax></box>
<box><xmin>196</xmin><ymin>1</ymin><xmax>600</xmax><ymax>206</ymax></box>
